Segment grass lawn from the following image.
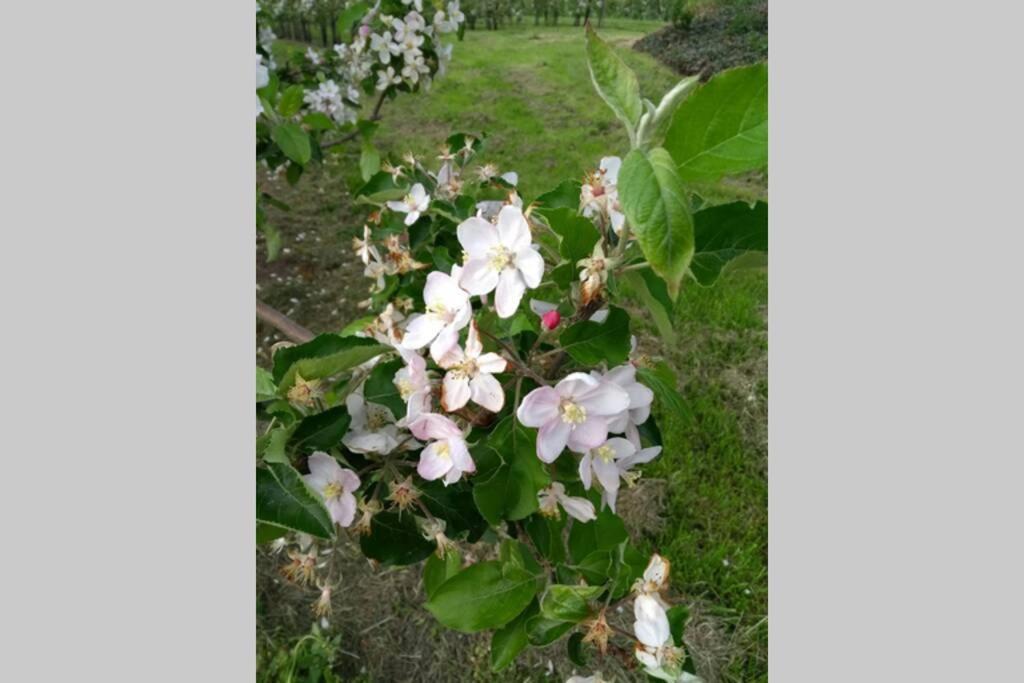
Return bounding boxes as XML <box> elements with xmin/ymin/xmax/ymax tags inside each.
<box><xmin>261</xmin><ymin>20</ymin><xmax>767</xmax><ymax>682</ymax></box>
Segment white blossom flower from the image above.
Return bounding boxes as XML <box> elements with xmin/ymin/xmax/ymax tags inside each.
<box><xmin>256</xmin><ymin>53</ymin><xmax>269</xmax><ymax>89</ymax></box>
<box><xmin>259</xmin><ymin>26</ymin><xmax>277</xmax><ymax>51</ymax></box>
<box><xmin>579</xmin><ymin>436</ymin><xmax>659</xmax><ymax>511</ymax></box>
<box><xmin>303</xmin><ymin>452</ymin><xmax>361</xmax><ymax>527</ymax></box>
<box><xmin>581</xmin><ymin>158</ymin><xmax>624</xmax><ymax>233</ymax></box>
<box><xmin>601</xmin><ymin>364</ymin><xmax>655</xmax><ymax>438</ymax></box>
<box><xmin>517</xmin><ymin>373</ymin><xmax>630</xmax><ymax>462</ymax></box>
<box><xmin>538</xmin><ymin>481</ymin><xmax>596</xmax><ymax>522</ymax></box>
<box><xmin>634</xmin><ymin>553</ymin><xmax>671</xmax><ymax>600</ymax></box>
<box><xmin>436</xmin><ymin>320</ymin><xmax>507</xmax><ymax>412</ymax></box>
<box><xmin>305</xmin><ymin>46</ymin><xmax>322</xmax><ymax>65</ymax></box>
<box><xmin>394</xmin><ymin>347</ymin><xmax>433</xmax><ymax>420</ymax></box>
<box><xmin>400</xmin><ymin>266</ymin><xmax>472</xmax><ymax>361</ymax></box>
<box><xmin>405</xmin><ymin>10</ymin><xmax>427</xmax><ymax>32</ymax></box>
<box><xmin>353</xmin><ymin>225</ymin><xmax>380</xmax><ymax>265</ymax></box>
<box><xmin>457</xmin><ymin>205</ymin><xmax>544</xmax><ymax>318</ymax></box>
<box><xmin>342</xmin><ymin>391</ymin><xmax>403</xmax><ymax>454</ymax></box>
<box><xmin>303</xmin><ymin>80</ymin><xmax>354</xmax><ymax>124</ymax></box>
<box><xmin>447</xmin><ymin>1</ymin><xmax>466</xmax><ymax>24</ymax></box>
<box><xmin>401</xmin><ymin>54</ymin><xmax>430</xmax><ymax>84</ymax></box>
<box><xmin>578</xmin><ymin>240</ymin><xmax>612</xmax><ymax>305</ymax></box>
<box><xmin>386</xmin><ymin>182</ymin><xmax>430</xmax><ymax>225</ymax></box>
<box><xmin>370</xmin><ymin>31</ymin><xmax>401</xmax><ymax>65</ymax></box>
<box><xmin>433</xmin><ymin>10</ymin><xmax>456</xmax><ymax>33</ymax></box>
<box><xmin>408</xmin><ymin>413</ymin><xmax>475</xmax><ymax>485</ymax></box>
<box><xmin>401</xmin><ymin>0</ymin><xmax>424</xmax><ymax>12</ymax></box>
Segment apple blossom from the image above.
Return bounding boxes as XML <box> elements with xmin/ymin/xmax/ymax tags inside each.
<box><xmin>579</xmin><ymin>435</ymin><xmax>661</xmax><ymax>511</ymax></box>
<box><xmin>457</xmin><ymin>204</ymin><xmax>544</xmax><ymax>318</ymax></box>
<box><xmin>436</xmin><ymin>321</ymin><xmax>507</xmax><ymax>412</ymax></box>
<box><xmin>302</xmin><ymin>452</ymin><xmax>361</xmax><ymax>527</ymax></box>
<box><xmin>394</xmin><ymin>347</ymin><xmax>433</xmax><ymax>419</ymax></box>
<box><xmin>578</xmin><ymin>240</ymin><xmax>613</xmax><ymax>305</ymax></box>
<box><xmin>635</xmin><ymin>553</ymin><xmax>671</xmax><ymax>599</ymax></box>
<box><xmin>602</xmin><ymin>363</ymin><xmax>655</xmax><ymax>439</ymax></box>
<box><xmin>538</xmin><ymin>482</ymin><xmax>596</xmax><ymax>523</ymax></box>
<box><xmin>386</xmin><ymin>182</ymin><xmax>430</xmax><ymax>226</ymax></box>
<box><xmin>400</xmin><ymin>266</ymin><xmax>472</xmax><ymax>360</ymax></box>
<box><xmin>407</xmin><ymin>412</ymin><xmax>475</xmax><ymax>485</ymax></box>
<box><xmin>376</xmin><ymin>64</ymin><xmax>402</xmax><ymax>90</ymax></box>
<box><xmin>581</xmin><ymin>156</ymin><xmax>625</xmax><ymax>235</ymax></box>
<box><xmin>305</xmin><ymin>46</ymin><xmax>322</xmax><ymax>65</ymax></box>
<box><xmin>516</xmin><ymin>372</ymin><xmax>630</xmax><ymax>462</ymax></box>
<box><xmin>342</xmin><ymin>391</ymin><xmax>403</xmax><ymax>454</ymax></box>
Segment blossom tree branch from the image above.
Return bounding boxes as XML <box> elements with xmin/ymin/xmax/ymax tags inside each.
<box><xmin>256</xmin><ymin>299</ymin><xmax>315</xmax><ymax>344</ymax></box>
<box><xmin>321</xmin><ymin>91</ymin><xmax>388</xmax><ymax>150</ymax></box>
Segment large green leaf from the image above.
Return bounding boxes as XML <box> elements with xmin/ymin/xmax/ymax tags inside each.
<box><xmin>619</xmin><ymin>148</ymin><xmax>694</xmax><ymax>299</ymax></box>
<box><xmin>568</xmin><ymin>507</ymin><xmax>628</xmax><ymax>564</ymax></box>
<box><xmin>539</xmin><ymin>584</ymin><xmax>604</xmax><ymax>622</ymax></box>
<box><xmin>585</xmin><ymin>23</ymin><xmax>643</xmax><ymax>140</ymax></box>
<box><xmin>272</xmin><ymin>334</ymin><xmax>388</xmax><ymax>391</ymax></box>
<box><xmin>490</xmin><ymin>600</ymin><xmax>538</xmax><ymax>671</ymax></box>
<box><xmin>289</xmin><ymin>406</ymin><xmax>351</xmax><ymax>451</ymax></box>
<box><xmin>423</xmin><ymin>550</ymin><xmax>462</xmax><ymax>598</ymax></box>
<box><xmin>526</xmin><ymin>614</ymin><xmax>574</xmax><ymax>646</ymax></box>
<box><xmin>636</xmin><ymin>76</ymin><xmax>701</xmax><ymax>151</ymax></box>
<box><xmin>256</xmin><ymin>462</ymin><xmax>334</xmax><ymax>539</ymax></box>
<box><xmin>664</xmin><ymin>63</ymin><xmax>767</xmax><ymax>182</ymax></box>
<box><xmin>359</xmin><ymin>511</ymin><xmax>434</xmax><ymax>566</ymax></box>
<box><xmin>472</xmin><ymin>418</ymin><xmax>550</xmax><ymax>524</ymax></box>
<box><xmin>362</xmin><ymin>358</ymin><xmax>406</xmax><ymax>419</ymax></box>
<box><xmin>533</xmin><ymin>179</ymin><xmax>582</xmax><ymax>215</ymax></box>
<box><xmin>278</xmin><ymin>85</ymin><xmax>305</xmax><ymax>118</ymax></box>
<box><xmin>558</xmin><ymin>306</ymin><xmax>631</xmax><ymax>366</ymax></box>
<box><xmin>546</xmin><ymin>208</ymin><xmax>600</xmax><ymax>264</ymax></box>
<box><xmin>425</xmin><ymin>561</ymin><xmax>539</xmax><ymax>633</ymax></box>
<box><xmin>336</xmin><ymin>1</ymin><xmax>369</xmax><ymax>38</ymax></box>
<box><xmin>691</xmin><ymin>201</ymin><xmax>768</xmax><ymax>285</ymax></box>
<box><xmin>256</xmin><ymin>367</ymin><xmax>277</xmax><ymax>402</ymax></box>
<box><xmin>272</xmin><ymin>123</ymin><xmax>312</xmax><ymax>166</ymax></box>
<box><xmin>419</xmin><ymin>480</ymin><xmax>488</xmax><ymax>541</ymax></box>
<box><xmin>619</xmin><ymin>270</ymin><xmax>676</xmax><ymax>343</ymax></box>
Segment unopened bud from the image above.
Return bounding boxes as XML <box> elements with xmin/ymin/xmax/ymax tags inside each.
<box><xmin>541</xmin><ymin>310</ymin><xmax>561</xmax><ymax>330</ymax></box>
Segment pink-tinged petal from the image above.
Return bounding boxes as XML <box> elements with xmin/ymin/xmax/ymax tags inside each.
<box><xmin>443</xmin><ymin>467</ymin><xmax>462</xmax><ymax>485</ymax></box>
<box><xmin>401</xmin><ymin>314</ymin><xmax>445</xmax><ymax>349</ymax></box>
<box><xmin>307</xmin><ymin>452</ymin><xmax>341</xmax><ymax>481</ymax></box>
<box><xmin>450</xmin><ymin>302</ymin><xmax>472</xmax><ymax>331</ymax></box>
<box><xmin>430</xmin><ymin>325</ymin><xmax>462</xmax><ymax>367</ymax></box>
<box><xmin>630</xmin><ymin>403</ymin><xmax>652</xmax><ymax>426</ymax></box>
<box><xmin>558</xmin><ymin>494</ymin><xmax>596</xmax><ymax>523</ymax></box>
<box><xmin>469</xmin><ymin>373</ymin><xmax>505</xmax><ymax>412</ymax></box>
<box><xmin>338</xmin><ymin>468</ymin><xmax>361</xmax><ymax>492</ymax></box>
<box><xmin>516</xmin><ymin>386</ymin><xmax>560</xmax><ymax>426</ymax></box>
<box><xmin>601</xmin><ymin>487</ymin><xmax>619</xmax><ymax>513</ymax></box>
<box><xmin>417</xmin><ymin>441</ymin><xmax>451</xmax><ymax>480</ymax></box>
<box><xmin>494</xmin><ymin>269</ymin><xmax>526</xmax><ymax>318</ymax></box>
<box><xmin>460</xmin><ymin>257</ymin><xmax>500</xmax><ymax>295</ymax></box>
<box><xmin>404</xmin><ymin>211</ymin><xmax>419</xmax><ymax>226</ymax></box>
<box><xmin>627</xmin><ymin>382</ymin><xmax>655</xmax><ymax>410</ymax></box>
<box><xmin>606</xmin><ymin>410</ymin><xmax>630</xmax><ymax>434</ymax></box>
<box><xmin>303</xmin><ymin>472</ymin><xmax>329</xmax><ymax>494</ymax></box>
<box><xmin>605</xmin><ymin>437</ymin><xmax>637</xmax><ymax>460</ymax></box>
<box><xmin>577</xmin><ymin>382</ymin><xmax>630</xmax><ymax>416</ymax></box>
<box><xmin>407</xmin><ymin>412</ymin><xmax>462</xmax><ymax>441</ymax></box>
<box><xmin>496</xmin><ymin>204</ymin><xmax>530</xmax><ymax>251</ymax></box>
<box><xmin>422</xmin><ymin>270</ymin><xmax>451</xmax><ymax>304</ymax></box>
<box><xmin>475</xmin><ymin>352</ymin><xmax>507</xmax><ymax>375</ymax></box>
<box><xmin>634</xmin><ymin>595</ymin><xmax>671</xmax><ymax>648</ymax></box>
<box><xmin>345</xmin><ymin>393</ymin><xmax>367</xmax><ymax>430</ymax></box>
<box><xmin>618</xmin><ymin>445</ymin><xmax>662</xmax><ymax>470</ymax></box>
<box><xmin>442</xmin><ymin>373</ymin><xmax>471</xmax><ymax>411</ymax></box>
<box><xmin>448</xmin><ymin>437</ymin><xmax>475</xmax><ymax>474</ymax></box>
<box><xmin>578</xmin><ymin>452</ymin><xmax>593</xmax><ymax>489</ymax></box>
<box><xmin>566</xmin><ymin>416</ymin><xmax>609</xmax><ymax>452</ymax></box>
<box><xmin>591</xmin><ymin>453</ymin><xmax>621</xmax><ymax>493</ymax></box>
<box><xmin>342</xmin><ymin>431</ymin><xmax>394</xmax><ymax>454</ymax></box>
<box><xmin>604</xmin><ymin>363</ymin><xmax>636</xmax><ymax>387</ymax></box>
<box><xmin>330</xmin><ymin>492</ymin><xmax>358</xmax><ymax>527</ymax></box>
<box><xmin>386</xmin><ymin>200</ymin><xmax>406</xmax><ymax>213</ymax></box>
<box><xmin>465</xmin><ymin>320</ymin><xmax>483</xmax><ymax>358</ymax></box>
<box><xmin>537</xmin><ymin>419</ymin><xmax>571</xmax><ymax>462</ymax></box>
<box><xmin>555</xmin><ymin>372</ymin><xmax>600</xmax><ymax>398</ymax></box>
<box><xmin>515</xmin><ymin>246</ymin><xmax>544</xmax><ymax>288</ymax></box>
<box><xmin>600</xmin><ymin>156</ymin><xmax>621</xmax><ymax>183</ymax></box>
<box><xmin>456</xmin><ymin>215</ymin><xmax>499</xmax><ymax>257</ymax></box>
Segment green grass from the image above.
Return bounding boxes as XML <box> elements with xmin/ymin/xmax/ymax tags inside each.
<box><xmin>262</xmin><ymin>21</ymin><xmax>767</xmax><ymax>682</ymax></box>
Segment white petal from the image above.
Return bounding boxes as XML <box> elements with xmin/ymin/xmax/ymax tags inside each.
<box><xmin>600</xmin><ymin>156</ymin><xmax>621</xmax><ymax>184</ymax></box>
<box><xmin>529</xmin><ymin>299</ymin><xmax>558</xmax><ymax>316</ymax></box>
<box><xmin>495</xmin><ymin>269</ymin><xmax>526</xmax><ymax>318</ymax></box>
<box><xmin>469</xmin><ymin>373</ymin><xmax>505</xmax><ymax>412</ymax></box>
<box><xmin>401</xmin><ymin>313</ymin><xmax>445</xmax><ymax>349</ymax></box>
<box><xmin>556</xmin><ymin>372</ymin><xmax>600</xmax><ymax>398</ymax></box>
<box><xmin>619</xmin><ymin>445</ymin><xmax>662</xmax><ymax>470</ymax></box>
<box><xmin>329</xmin><ymin>492</ymin><xmax>358</xmax><ymax>527</ymax></box>
<box><xmin>456</xmin><ymin>216</ymin><xmax>499</xmax><ymax>257</ymax></box>
<box><xmin>558</xmin><ymin>494</ymin><xmax>596</xmax><ymax>523</ymax></box>
<box><xmin>515</xmin><ymin>246</ymin><xmax>544</xmax><ymax>288</ymax></box>
<box><xmin>496</xmin><ymin>204</ymin><xmax>530</xmax><ymax>251</ymax></box>
<box><xmin>537</xmin><ymin>418</ymin><xmax>571</xmax><ymax>462</ymax></box>
<box><xmin>592</xmin><ymin>454</ymin><xmax>621</xmax><ymax>494</ymax></box>
<box><xmin>635</xmin><ymin>646</ymin><xmax>660</xmax><ymax>669</ymax></box>
<box><xmin>475</xmin><ymin>352</ymin><xmax>507</xmax><ymax>375</ymax></box>
<box><xmin>460</xmin><ymin>258</ymin><xmax>500</xmax><ymax>295</ymax></box>
<box><xmin>578</xmin><ymin>382</ymin><xmax>631</xmax><ymax>416</ymax></box>
<box><xmin>566</xmin><ymin>416</ymin><xmax>609</xmax><ymax>452</ymax></box>
<box><xmin>417</xmin><ymin>441</ymin><xmax>451</xmax><ymax>480</ymax></box>
<box><xmin>306</xmin><ymin>452</ymin><xmax>341</xmax><ymax>482</ymax></box>
<box><xmin>634</xmin><ymin>595</ymin><xmax>671</xmax><ymax>648</ymax></box>
<box><xmin>588</xmin><ymin>308</ymin><xmax>610</xmax><ymax>323</ymax></box>
<box><xmin>407</xmin><ymin>412</ymin><xmax>462</xmax><ymax>441</ymax></box>
<box><xmin>516</xmin><ymin>386</ymin><xmax>560</xmax><ymax>426</ymax></box>
<box><xmin>442</xmin><ymin>373</ymin><xmax>471</xmax><ymax>411</ymax></box>
<box><xmin>448</xmin><ymin>437</ymin><xmax>475</xmax><ymax>474</ymax></box>
<box><xmin>578</xmin><ymin>452</ymin><xmax>593</xmax><ymax>489</ymax></box>
<box><xmin>430</xmin><ymin>325</ymin><xmax>463</xmax><ymax>367</ymax></box>
<box><xmin>338</xmin><ymin>468</ymin><xmax>361</xmax><ymax>492</ymax></box>
<box><xmin>465</xmin><ymin>320</ymin><xmax>483</xmax><ymax>358</ymax></box>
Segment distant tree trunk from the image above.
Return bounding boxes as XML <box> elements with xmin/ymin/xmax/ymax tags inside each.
<box><xmin>301</xmin><ymin>19</ymin><xmax>310</xmax><ymax>42</ymax></box>
<box><xmin>330</xmin><ymin>18</ymin><xmax>337</xmax><ymax>45</ymax></box>
<box><xmin>598</xmin><ymin>0</ymin><xmax>605</xmax><ymax>27</ymax></box>
<box><xmin>584</xmin><ymin>1</ymin><xmax>592</xmax><ymax>25</ymax></box>
<box><xmin>319</xmin><ymin>21</ymin><xmax>328</xmax><ymax>46</ymax></box>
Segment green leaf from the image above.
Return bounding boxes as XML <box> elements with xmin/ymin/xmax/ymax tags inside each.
<box><xmin>637</xmin><ymin>76</ymin><xmax>701</xmax><ymax>151</ymax></box>
<box><xmin>472</xmin><ymin>418</ymin><xmax>551</xmax><ymax>525</ymax></box>
<box><xmin>278</xmin><ymin>85</ymin><xmax>305</xmax><ymax>118</ymax></box>
<box><xmin>419</xmin><ymin>480</ymin><xmax>488</xmax><ymax>541</ymax></box>
<box><xmin>664</xmin><ymin>63</ymin><xmax>767</xmax><ymax>182</ymax></box>
<box><xmin>256</xmin><ymin>522</ymin><xmax>288</xmax><ymax>545</ymax></box>
<box><xmin>619</xmin><ymin>270</ymin><xmax>676</xmax><ymax>343</ymax></box>
<box><xmin>272</xmin><ymin>334</ymin><xmax>388</xmax><ymax>391</ymax></box>
<box><xmin>272</xmin><ymin>123</ymin><xmax>312</xmax><ymax>166</ymax></box>
<box><xmin>360</xmin><ymin>140</ymin><xmax>381</xmax><ymax>182</ymax></box>
<box><xmin>667</xmin><ymin>604</ymin><xmax>690</xmax><ymax>647</ymax></box>
<box><xmin>425</xmin><ymin>561</ymin><xmax>538</xmax><ymax>633</ymax></box>
<box><xmin>637</xmin><ymin>363</ymin><xmax>687</xmax><ymax>418</ymax></box>
<box><xmin>256</xmin><ymin>462</ymin><xmax>333</xmax><ymax>539</ymax></box>
<box><xmin>691</xmin><ymin>201</ymin><xmax>767</xmax><ymax>286</ymax></box>
<box><xmin>568</xmin><ymin>507</ymin><xmax>628</xmax><ymax>564</ymax></box>
<box><xmin>359</xmin><ymin>511</ymin><xmax>434</xmax><ymax>566</ymax></box>
<box><xmin>546</xmin><ymin>208</ymin><xmax>600</xmax><ymax>264</ymax></box>
<box><xmin>540</xmin><ymin>584</ymin><xmax>604</xmax><ymax>622</ymax></box>
<box><xmin>363</xmin><ymin>358</ymin><xmax>406</xmax><ymax>419</ymax></box>
<box><xmin>568</xmin><ymin>631</ymin><xmax>588</xmax><ymax>667</ymax></box>
<box><xmin>526</xmin><ymin>614</ymin><xmax>574</xmax><ymax>646</ymax></box>
<box><xmin>558</xmin><ymin>306</ymin><xmax>631</xmax><ymax>366</ymax></box>
<box><xmin>290</xmin><ymin>406</ymin><xmax>351</xmax><ymax>451</ymax></box>
<box><xmin>490</xmin><ymin>601</ymin><xmax>538</xmax><ymax>671</ymax></box>
<box><xmin>259</xmin><ymin>426</ymin><xmax>291</xmax><ymax>464</ymax></box>
<box><xmin>337</xmin><ymin>1</ymin><xmax>369</xmax><ymax>38</ymax></box>
<box><xmin>257</xmin><ymin>367</ymin><xmax>277</xmax><ymax>402</ymax></box>
<box><xmin>584</xmin><ymin>23</ymin><xmax>643</xmax><ymax>140</ymax></box>
<box><xmin>423</xmin><ymin>550</ymin><xmax>462</xmax><ymax>598</ymax></box>
<box><xmin>302</xmin><ymin>111</ymin><xmax>335</xmax><ymax>131</ymax></box>
<box><xmin>534</xmin><ymin>179</ymin><xmax>582</xmax><ymax>215</ymax></box>
<box><xmin>575</xmin><ymin>548</ymin><xmax>613</xmax><ymax>585</ymax></box>
<box><xmin>258</xmin><ymin>221</ymin><xmax>281</xmax><ymax>262</ymax></box>
<box><xmin>525</xmin><ymin>514</ymin><xmax>567</xmax><ymax>564</ymax></box>
<box><xmin>619</xmin><ymin>147</ymin><xmax>694</xmax><ymax>299</ymax></box>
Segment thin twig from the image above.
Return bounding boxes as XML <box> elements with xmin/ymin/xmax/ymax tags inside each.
<box><xmin>320</xmin><ymin>91</ymin><xmax>388</xmax><ymax>150</ymax></box>
<box><xmin>257</xmin><ymin>299</ymin><xmax>315</xmax><ymax>343</ymax></box>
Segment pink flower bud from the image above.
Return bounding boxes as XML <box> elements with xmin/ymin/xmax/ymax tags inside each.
<box><xmin>541</xmin><ymin>310</ymin><xmax>561</xmax><ymax>330</ymax></box>
<box><xmin>358</xmin><ymin>24</ymin><xmax>371</xmax><ymax>37</ymax></box>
